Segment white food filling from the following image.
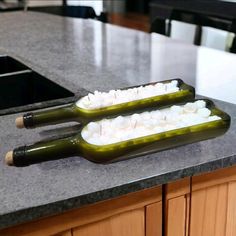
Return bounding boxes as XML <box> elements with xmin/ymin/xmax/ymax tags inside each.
<box><xmin>81</xmin><ymin>101</ymin><xmax>221</xmax><ymax>146</ymax></box>
<box><xmin>76</xmin><ymin>80</ymin><xmax>179</xmax><ymax>110</ymax></box>
<box><xmin>81</xmin><ymin>100</ymin><xmax>221</xmax><ymax>146</ymax></box>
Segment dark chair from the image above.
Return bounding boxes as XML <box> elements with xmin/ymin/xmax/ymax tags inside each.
<box><xmin>151</xmin><ymin>9</ymin><xmax>236</xmax><ymax>53</ymax></box>
<box><xmin>29</xmin><ymin>5</ymin><xmax>107</xmax><ymax>23</ymax></box>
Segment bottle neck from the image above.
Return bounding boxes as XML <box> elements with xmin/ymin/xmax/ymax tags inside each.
<box><xmin>12</xmin><ymin>136</ymin><xmax>79</xmax><ymax>166</ymax></box>
<box><xmin>23</xmin><ymin>104</ymin><xmax>77</xmax><ymax>128</ymax></box>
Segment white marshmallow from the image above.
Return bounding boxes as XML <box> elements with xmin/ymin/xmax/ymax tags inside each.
<box><xmin>81</xmin><ymin>130</ymin><xmax>90</xmax><ymax>140</ymax></box>
<box><xmin>153</xmin><ymin>126</ymin><xmax>164</xmax><ymax>133</ymax></box>
<box><xmin>195</xmin><ymin>100</ymin><xmax>206</xmax><ymax>109</ymax></box>
<box><xmin>76</xmin><ymin>80</ymin><xmax>180</xmax><ymax>110</ymax></box>
<box><xmin>141</xmin><ymin>112</ymin><xmax>151</xmax><ymax>120</ymax></box>
<box><xmin>164</xmin><ymin>124</ymin><xmax>177</xmax><ymax>131</ymax></box>
<box><xmin>183</xmin><ymin>102</ymin><xmax>198</xmax><ymax>113</ymax></box>
<box><xmin>113</xmin><ymin>116</ymin><xmax>125</xmax><ymax>128</ymax></box>
<box><xmin>82</xmin><ymin>101</ymin><xmax>221</xmax><ymax>146</ymax></box>
<box><xmin>197</xmin><ymin>108</ymin><xmax>211</xmax><ymax>118</ymax></box>
<box><xmin>87</xmin><ymin>122</ymin><xmax>100</xmax><ymax>132</ymax></box>
<box><xmin>170</xmin><ymin>80</ymin><xmax>178</xmax><ymax>87</ymax></box>
<box><xmin>208</xmin><ymin>115</ymin><xmax>221</xmax><ymax>122</ymax></box>
<box><xmin>170</xmin><ymin>105</ymin><xmax>183</xmax><ymax>114</ymax></box>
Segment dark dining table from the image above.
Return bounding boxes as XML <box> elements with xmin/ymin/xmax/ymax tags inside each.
<box><xmin>150</xmin><ymin>0</ymin><xmax>236</xmax><ymax>23</ymax></box>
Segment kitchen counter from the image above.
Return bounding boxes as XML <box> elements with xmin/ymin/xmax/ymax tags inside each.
<box><xmin>0</xmin><ymin>12</ymin><xmax>236</xmax><ymax>229</ymax></box>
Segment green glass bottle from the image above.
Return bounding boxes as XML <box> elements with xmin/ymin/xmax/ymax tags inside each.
<box><xmin>7</xmin><ymin>99</ymin><xmax>230</xmax><ymax>167</ymax></box>
<box><xmin>16</xmin><ymin>79</ymin><xmax>195</xmax><ymax>129</ymax></box>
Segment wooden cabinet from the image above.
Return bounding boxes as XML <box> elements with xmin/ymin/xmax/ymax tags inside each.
<box><xmin>72</xmin><ymin>202</ymin><xmax>163</xmax><ymax>236</ymax></box>
<box><xmin>0</xmin><ymin>186</ymin><xmax>162</xmax><ymax>236</ymax></box>
<box><xmin>3</xmin><ymin>165</ymin><xmax>236</xmax><ymax>236</ymax></box>
<box><xmin>190</xmin><ymin>166</ymin><xmax>236</xmax><ymax>236</ymax></box>
<box><xmin>165</xmin><ymin>178</ymin><xmax>190</xmax><ymax>236</ymax></box>
<box><xmin>146</xmin><ymin>202</ymin><xmax>162</xmax><ymax>236</ymax></box>
<box><xmin>165</xmin><ymin>165</ymin><xmax>236</xmax><ymax>236</ymax></box>
<box><xmin>73</xmin><ymin>208</ymin><xmax>145</xmax><ymax>236</ymax></box>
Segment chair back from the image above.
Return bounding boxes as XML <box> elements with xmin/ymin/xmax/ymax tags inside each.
<box><xmin>151</xmin><ymin>9</ymin><xmax>236</xmax><ymax>53</ymax></box>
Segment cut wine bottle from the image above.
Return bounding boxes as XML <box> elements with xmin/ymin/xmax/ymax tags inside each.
<box><xmin>7</xmin><ymin>99</ymin><xmax>230</xmax><ymax>167</ymax></box>
<box><xmin>15</xmin><ymin>79</ymin><xmax>195</xmax><ymax>129</ymax></box>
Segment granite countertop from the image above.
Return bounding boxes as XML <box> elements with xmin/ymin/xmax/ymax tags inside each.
<box><xmin>0</xmin><ymin>12</ymin><xmax>236</xmax><ymax>229</ymax></box>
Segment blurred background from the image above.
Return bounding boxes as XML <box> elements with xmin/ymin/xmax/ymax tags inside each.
<box><xmin>1</xmin><ymin>0</ymin><xmax>235</xmax><ymax>53</ymax></box>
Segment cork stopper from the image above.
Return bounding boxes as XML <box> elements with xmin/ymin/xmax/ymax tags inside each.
<box><xmin>15</xmin><ymin>117</ymin><xmax>24</xmax><ymax>129</ymax></box>
<box><xmin>5</xmin><ymin>151</ymin><xmax>14</xmax><ymax>166</ymax></box>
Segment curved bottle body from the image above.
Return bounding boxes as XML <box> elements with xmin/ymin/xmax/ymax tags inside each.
<box><xmin>9</xmin><ymin>99</ymin><xmax>230</xmax><ymax>167</ymax></box>
<box><xmin>20</xmin><ymin>79</ymin><xmax>195</xmax><ymax>128</ymax></box>
<box><xmin>79</xmin><ymin>99</ymin><xmax>230</xmax><ymax>163</ymax></box>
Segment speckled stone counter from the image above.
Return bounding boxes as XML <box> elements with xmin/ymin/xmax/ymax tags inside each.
<box><xmin>0</xmin><ymin>12</ymin><xmax>236</xmax><ymax>229</ymax></box>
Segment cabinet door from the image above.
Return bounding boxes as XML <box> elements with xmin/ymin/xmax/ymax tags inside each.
<box><xmin>0</xmin><ymin>186</ymin><xmax>162</xmax><ymax>236</ymax></box>
<box><xmin>165</xmin><ymin>178</ymin><xmax>191</xmax><ymax>236</ymax></box>
<box><xmin>190</xmin><ymin>165</ymin><xmax>236</xmax><ymax>236</ymax></box>
<box><xmin>72</xmin><ymin>208</ymin><xmax>145</xmax><ymax>236</ymax></box>
<box><xmin>73</xmin><ymin>201</ymin><xmax>163</xmax><ymax>236</ymax></box>
<box><xmin>146</xmin><ymin>202</ymin><xmax>162</xmax><ymax>236</ymax></box>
